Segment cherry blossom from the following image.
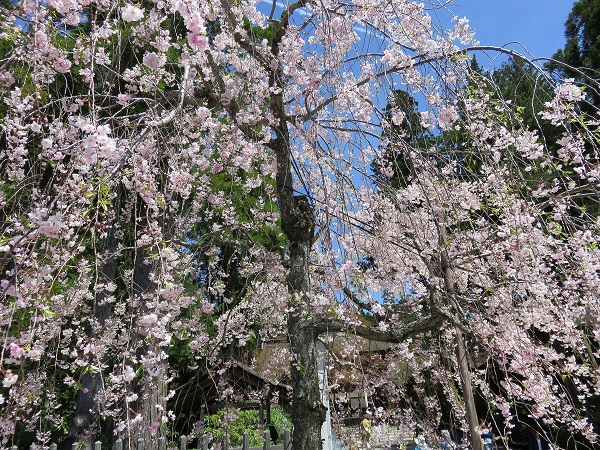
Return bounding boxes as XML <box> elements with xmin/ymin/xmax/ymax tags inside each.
<box><xmin>121</xmin><ymin>4</ymin><xmax>144</xmax><ymax>22</ymax></box>
<box><xmin>0</xmin><ymin>0</ymin><xmax>598</xmax><ymax>449</ymax></box>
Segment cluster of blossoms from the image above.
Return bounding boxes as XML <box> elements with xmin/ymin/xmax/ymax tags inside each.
<box><xmin>540</xmin><ymin>79</ymin><xmax>586</xmax><ymax>125</ymax></box>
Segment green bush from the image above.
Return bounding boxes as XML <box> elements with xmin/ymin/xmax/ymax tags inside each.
<box><xmin>203</xmin><ymin>405</ymin><xmax>291</xmax><ymax>447</ymax></box>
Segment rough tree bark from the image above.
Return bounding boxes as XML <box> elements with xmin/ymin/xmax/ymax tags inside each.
<box><xmin>128</xmin><ymin>200</ymin><xmax>167</xmax><ymax>450</ymax></box>
<box><xmin>456</xmin><ymin>331</ymin><xmax>481</xmax><ymax>450</ymax></box>
<box><xmin>280</xmin><ymin>193</ymin><xmax>326</xmax><ymax>450</ymax></box>
<box><xmin>439</xmin><ymin>220</ymin><xmax>482</xmax><ymax>450</ymax></box>
<box><xmin>271</xmin><ymin>129</ymin><xmax>326</xmax><ymax>449</ymax></box>
<box><xmin>69</xmin><ymin>210</ymin><xmax>118</xmax><ymax>446</ymax></box>
<box><xmin>270</xmin><ymin>48</ymin><xmax>326</xmax><ymax>446</ymax></box>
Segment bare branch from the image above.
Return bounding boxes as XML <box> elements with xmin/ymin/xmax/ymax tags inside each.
<box><xmin>342</xmin><ymin>287</ymin><xmax>373</xmax><ymax>313</ymax></box>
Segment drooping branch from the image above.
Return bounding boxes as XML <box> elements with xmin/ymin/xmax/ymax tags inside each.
<box><xmin>302</xmin><ymin>46</ymin><xmax>552</xmax><ymax>122</ymax></box>
<box><xmin>313</xmin><ymin>313</ymin><xmax>445</xmax><ymax>343</ymax></box>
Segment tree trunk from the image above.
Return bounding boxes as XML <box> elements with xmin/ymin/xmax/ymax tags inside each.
<box><xmin>69</xmin><ymin>212</ymin><xmax>117</xmax><ymax>446</ymax></box>
<box><xmin>455</xmin><ymin>331</ymin><xmax>482</xmax><ymax>450</ymax></box>
<box><xmin>125</xmin><ymin>202</ymin><xmax>167</xmax><ymax>450</ymax></box>
<box><xmin>281</xmin><ymin>195</ymin><xmax>326</xmax><ymax>450</ymax></box>
<box><xmin>272</xmin><ymin>111</ymin><xmax>326</xmax><ymax>447</ymax></box>
<box><xmin>264</xmin><ymin>8</ymin><xmax>326</xmax><ymax>447</ymax></box>
<box><xmin>439</xmin><ymin>219</ymin><xmax>482</xmax><ymax>450</ymax></box>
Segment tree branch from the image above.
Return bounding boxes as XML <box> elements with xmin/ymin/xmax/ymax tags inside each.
<box><xmin>302</xmin><ymin>46</ymin><xmax>550</xmax><ymax>122</ymax></box>
<box><xmin>272</xmin><ymin>0</ymin><xmax>307</xmax><ymax>45</ymax></box>
<box><xmin>342</xmin><ymin>287</ymin><xmax>373</xmax><ymax>313</ymax></box>
<box><xmin>313</xmin><ymin>313</ymin><xmax>444</xmax><ymax>343</ymax></box>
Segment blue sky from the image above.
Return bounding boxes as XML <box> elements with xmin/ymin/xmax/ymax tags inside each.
<box><xmin>451</xmin><ymin>0</ymin><xmax>575</xmax><ymax>64</ymax></box>
<box><xmin>258</xmin><ymin>1</ymin><xmax>575</xmax><ymax>66</ymax></box>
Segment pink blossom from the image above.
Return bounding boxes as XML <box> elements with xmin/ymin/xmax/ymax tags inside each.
<box><xmin>556</xmin><ymin>79</ymin><xmax>584</xmax><ymax>102</ymax></box>
<box><xmin>123</xmin><ymin>366</ymin><xmax>136</xmax><ymax>382</ymax></box>
<box><xmin>197</xmin><ymin>106</ymin><xmax>211</xmax><ymax>121</ymax></box>
<box><xmin>138</xmin><ymin>313</ymin><xmax>158</xmax><ymax>328</ymax></box>
<box><xmin>121</xmin><ymin>4</ymin><xmax>144</xmax><ymax>22</ymax></box>
<box><xmin>391</xmin><ymin>109</ymin><xmax>405</xmax><ymax>126</ymax></box>
<box><xmin>39</xmin><ymin>214</ymin><xmax>63</xmax><ymax>237</ymax></box>
<box><xmin>2</xmin><ymin>371</ymin><xmax>17</xmax><ymax>387</ymax></box>
<box><xmin>54</xmin><ymin>58</ymin><xmax>71</xmax><ymax>73</ymax></box>
<box><xmin>420</xmin><ymin>111</ymin><xmax>435</xmax><ymax>129</ymax></box>
<box><xmin>185</xmin><ymin>12</ymin><xmax>206</xmax><ymax>34</ymax></box>
<box><xmin>331</xmin><ymin>16</ymin><xmax>343</xmax><ymax>32</ymax></box>
<box><xmin>437</xmin><ymin>105</ymin><xmax>458</xmax><ymax>130</ymax></box>
<box><xmin>0</xmin><ymin>70</ymin><xmax>14</xmax><ymax>87</ymax></box>
<box><xmin>97</xmin><ymin>124</ymin><xmax>111</xmax><ymax>135</ymax></box>
<box><xmin>202</xmin><ymin>303</ymin><xmax>214</xmax><ymax>314</ymax></box>
<box><xmin>9</xmin><ymin>342</ymin><xmax>25</xmax><ymax>359</ymax></box>
<box><xmin>188</xmin><ymin>33</ymin><xmax>209</xmax><ymax>51</ymax></box>
<box><xmin>143</xmin><ymin>52</ymin><xmax>161</xmax><ymax>70</ymax></box>
<box><xmin>117</xmin><ymin>93</ymin><xmax>132</xmax><ymax>105</ymax></box>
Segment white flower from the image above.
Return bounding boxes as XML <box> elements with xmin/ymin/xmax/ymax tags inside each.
<box><xmin>39</xmin><ymin>214</ymin><xmax>63</xmax><ymax>237</ymax></box>
<box><xmin>138</xmin><ymin>313</ymin><xmax>158</xmax><ymax>328</ymax></box>
<box><xmin>123</xmin><ymin>365</ymin><xmax>136</xmax><ymax>382</ymax></box>
<box><xmin>391</xmin><ymin>109</ymin><xmax>405</xmax><ymax>126</ymax></box>
<box><xmin>2</xmin><ymin>371</ymin><xmax>17</xmax><ymax>387</ymax></box>
<box><xmin>143</xmin><ymin>52</ymin><xmax>163</xmax><ymax>70</ymax></box>
<box><xmin>556</xmin><ymin>79</ymin><xmax>584</xmax><ymax>102</ymax></box>
<box><xmin>121</xmin><ymin>4</ymin><xmax>144</xmax><ymax>22</ymax></box>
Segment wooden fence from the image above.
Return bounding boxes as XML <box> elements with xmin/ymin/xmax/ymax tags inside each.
<box><xmin>9</xmin><ymin>430</ymin><xmax>291</xmax><ymax>450</ymax></box>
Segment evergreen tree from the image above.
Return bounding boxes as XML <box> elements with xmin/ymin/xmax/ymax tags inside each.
<box><xmin>551</xmin><ymin>0</ymin><xmax>600</xmax><ymax>104</ymax></box>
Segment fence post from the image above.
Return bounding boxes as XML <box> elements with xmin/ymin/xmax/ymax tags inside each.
<box><xmin>136</xmin><ymin>438</ymin><xmax>144</xmax><ymax>450</ymax></box>
<box><xmin>201</xmin><ymin>436</ymin><xmax>208</xmax><ymax>450</ymax></box>
<box><xmin>50</xmin><ymin>444</ymin><xmax>57</xmax><ymax>450</ymax></box>
<box><xmin>114</xmin><ymin>439</ymin><xmax>123</xmax><ymax>450</ymax></box>
<box><xmin>223</xmin><ymin>433</ymin><xmax>229</xmax><ymax>450</ymax></box>
<box><xmin>242</xmin><ymin>432</ymin><xmax>249</xmax><ymax>450</ymax></box>
<box><xmin>179</xmin><ymin>435</ymin><xmax>188</xmax><ymax>450</ymax></box>
<box><xmin>158</xmin><ymin>436</ymin><xmax>166</xmax><ymax>450</ymax></box>
<box><xmin>94</xmin><ymin>441</ymin><xmax>101</xmax><ymax>450</ymax></box>
<box><xmin>10</xmin><ymin>446</ymin><xmax>17</xmax><ymax>450</ymax></box>
<box><xmin>284</xmin><ymin>429</ymin><xmax>291</xmax><ymax>450</ymax></box>
<box><xmin>263</xmin><ymin>429</ymin><xmax>270</xmax><ymax>450</ymax></box>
